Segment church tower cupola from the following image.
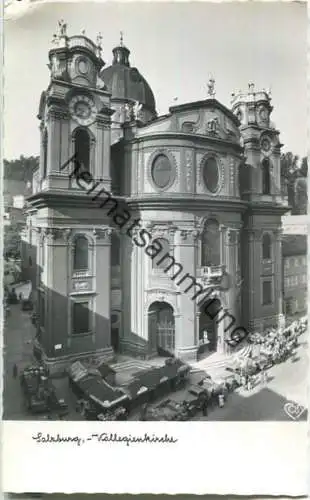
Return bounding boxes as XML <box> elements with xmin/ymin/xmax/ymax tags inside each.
<box><xmin>112</xmin><ymin>32</ymin><xmax>130</xmax><ymax>67</ymax></box>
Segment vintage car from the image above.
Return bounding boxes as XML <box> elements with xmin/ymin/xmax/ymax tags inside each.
<box><xmin>97</xmin><ymin>407</ymin><xmax>128</xmax><ymax>421</ymax></box>
<box><xmin>20</xmin><ymin>365</ymin><xmax>68</xmax><ymax>415</ymax></box>
<box><xmin>144</xmin><ymin>399</ymin><xmax>188</xmax><ymax>421</ymax></box>
<box><xmin>21</xmin><ymin>299</ymin><xmax>33</xmax><ymax>311</ymax></box>
<box><xmin>182</xmin><ymin>384</ymin><xmax>209</xmax><ymax>418</ymax></box>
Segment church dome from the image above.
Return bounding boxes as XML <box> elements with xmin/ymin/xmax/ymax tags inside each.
<box><xmin>100</xmin><ymin>42</ymin><xmax>156</xmax><ymax>114</ymax></box>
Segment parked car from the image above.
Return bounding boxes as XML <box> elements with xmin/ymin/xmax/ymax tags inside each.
<box><xmin>20</xmin><ymin>365</ymin><xmax>68</xmax><ymax>415</ymax></box>
<box><xmin>144</xmin><ymin>399</ymin><xmax>188</xmax><ymax>421</ymax></box>
<box><xmin>182</xmin><ymin>384</ymin><xmax>209</xmax><ymax>418</ymax></box>
<box><xmin>21</xmin><ymin>299</ymin><xmax>33</xmax><ymax>311</ymax></box>
<box><xmin>31</xmin><ymin>312</ymin><xmax>39</xmax><ymax>326</ymax></box>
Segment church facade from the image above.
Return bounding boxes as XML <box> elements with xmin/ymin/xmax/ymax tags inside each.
<box><xmin>23</xmin><ymin>25</ymin><xmax>289</xmax><ymax>371</ymax></box>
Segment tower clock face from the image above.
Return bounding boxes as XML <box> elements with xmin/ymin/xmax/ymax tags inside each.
<box><xmin>259</xmin><ymin>107</ymin><xmax>268</xmax><ymax>121</ymax></box>
<box><xmin>69</xmin><ymin>95</ymin><xmax>97</xmax><ymax>126</ymax></box>
<box><xmin>261</xmin><ymin>137</ymin><xmax>272</xmax><ymax>152</ymax></box>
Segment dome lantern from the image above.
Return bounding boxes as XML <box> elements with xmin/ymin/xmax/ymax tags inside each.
<box><xmin>112</xmin><ymin>31</ymin><xmax>130</xmax><ymax>67</ymax></box>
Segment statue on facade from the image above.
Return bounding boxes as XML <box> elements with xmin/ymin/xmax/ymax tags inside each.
<box><xmin>124</xmin><ymin>103</ymin><xmax>134</xmax><ymax>122</ymax></box>
<box><xmin>133</xmin><ymin>101</ymin><xmax>143</xmax><ymax>120</ymax></box>
<box><xmin>96</xmin><ymin>32</ymin><xmax>103</xmax><ymax>58</ymax></box>
<box><xmin>58</xmin><ymin>19</ymin><xmax>67</xmax><ymax>37</ymax></box>
<box><xmin>51</xmin><ymin>33</ymin><xmax>60</xmax><ymax>46</ymax></box>
<box><xmin>207</xmin><ymin>77</ymin><xmax>216</xmax><ymax>98</ymax></box>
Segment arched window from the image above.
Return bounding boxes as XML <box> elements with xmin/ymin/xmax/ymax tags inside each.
<box><xmin>262</xmin><ymin>233</ymin><xmax>271</xmax><ymax>260</ymax></box>
<box><xmin>262</xmin><ymin>159</ymin><xmax>271</xmax><ymax>194</ymax></box>
<box><xmin>73</xmin><ymin>235</ymin><xmax>89</xmax><ymax>271</ymax></box>
<box><xmin>74</xmin><ymin>128</ymin><xmax>90</xmax><ymax>172</ymax></box>
<box><xmin>111</xmin><ymin>232</ymin><xmax>120</xmax><ymax>266</ymax></box>
<box><xmin>202</xmin><ymin>157</ymin><xmax>219</xmax><ymax>193</ymax></box>
<box><xmin>201</xmin><ymin>219</ymin><xmax>220</xmax><ymax>266</ymax></box>
<box><xmin>152</xmin><ymin>238</ymin><xmax>171</xmax><ymax>269</ymax></box>
<box><xmin>43</xmin><ymin>130</ymin><xmax>48</xmax><ymax>178</ymax></box>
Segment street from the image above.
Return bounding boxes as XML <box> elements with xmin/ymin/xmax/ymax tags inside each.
<box><xmin>3</xmin><ymin>304</ymin><xmax>308</xmax><ymax>421</ymax></box>
<box><xmin>3</xmin><ymin>304</ymin><xmax>79</xmax><ymax>420</ymax></box>
<box><xmin>194</xmin><ymin>329</ymin><xmax>308</xmax><ymax>421</ymax></box>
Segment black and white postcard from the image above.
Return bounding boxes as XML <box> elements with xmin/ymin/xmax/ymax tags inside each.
<box><xmin>2</xmin><ymin>0</ymin><xmax>309</xmax><ymax>495</ymax></box>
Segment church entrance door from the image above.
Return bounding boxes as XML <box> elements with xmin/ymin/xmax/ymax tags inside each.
<box><xmin>199</xmin><ymin>298</ymin><xmax>222</xmax><ymax>353</ymax></box>
<box><xmin>148</xmin><ymin>301</ymin><xmax>175</xmax><ymax>356</ymax></box>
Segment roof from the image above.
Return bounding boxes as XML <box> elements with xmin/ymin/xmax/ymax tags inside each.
<box><xmin>125</xmin><ymin>358</ymin><xmax>190</xmax><ymax>398</ymax></box>
<box><xmin>282</xmin><ymin>235</ymin><xmax>307</xmax><ymax>257</ymax></box>
<box><xmin>75</xmin><ymin>374</ymin><xmax>128</xmax><ymax>408</ymax></box>
<box><xmin>101</xmin><ymin>64</ymin><xmax>156</xmax><ymax>113</ymax></box>
<box><xmin>169</xmin><ymin>98</ymin><xmax>240</xmax><ymax>126</ymax></box>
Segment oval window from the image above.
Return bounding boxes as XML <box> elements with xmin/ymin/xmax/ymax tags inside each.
<box><xmin>151</xmin><ymin>154</ymin><xmax>173</xmax><ymax>189</ymax></box>
<box><xmin>203</xmin><ymin>157</ymin><xmax>219</xmax><ymax>193</ymax></box>
<box><xmin>78</xmin><ymin>58</ymin><xmax>89</xmax><ymax>75</ymax></box>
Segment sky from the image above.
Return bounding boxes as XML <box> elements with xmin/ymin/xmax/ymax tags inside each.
<box><xmin>4</xmin><ymin>1</ymin><xmax>307</xmax><ymax>160</ymax></box>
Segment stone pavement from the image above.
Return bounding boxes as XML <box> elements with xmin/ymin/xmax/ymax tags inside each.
<box><xmin>3</xmin><ymin>304</ymin><xmax>308</xmax><ymax>421</ymax></box>
<box><xmin>3</xmin><ymin>304</ymin><xmax>37</xmax><ymax>419</ymax></box>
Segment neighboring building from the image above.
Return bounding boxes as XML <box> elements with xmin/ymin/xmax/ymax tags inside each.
<box><xmin>281</xmin><ymin>215</ymin><xmax>308</xmax><ymax>317</ymax></box>
<box><xmin>282</xmin><ymin>214</ymin><xmax>308</xmax><ymax>235</ymax></box>
<box><xmin>23</xmin><ymin>25</ymin><xmax>289</xmax><ymax>371</ymax></box>
<box><xmin>282</xmin><ymin>235</ymin><xmax>307</xmax><ymax>316</ymax></box>
<box><xmin>12</xmin><ymin>195</ymin><xmax>25</xmax><ymax>209</ymax></box>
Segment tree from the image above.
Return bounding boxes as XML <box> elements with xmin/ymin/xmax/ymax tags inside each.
<box><xmin>300</xmin><ymin>156</ymin><xmax>308</xmax><ymax>177</ymax></box>
<box><xmin>295</xmin><ymin>177</ymin><xmax>308</xmax><ymax>215</ymax></box>
<box><xmin>4</xmin><ymin>155</ymin><xmax>39</xmax><ymax>182</ymax></box>
<box><xmin>280</xmin><ymin>152</ymin><xmax>308</xmax><ymax>214</ymax></box>
<box><xmin>4</xmin><ymin>223</ymin><xmax>22</xmax><ymax>259</ymax></box>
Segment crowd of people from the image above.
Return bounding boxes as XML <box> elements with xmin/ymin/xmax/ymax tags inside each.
<box><xmin>233</xmin><ymin>316</ymin><xmax>307</xmax><ymax>392</ymax></box>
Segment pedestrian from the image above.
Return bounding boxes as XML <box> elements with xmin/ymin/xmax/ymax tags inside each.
<box><xmin>218</xmin><ymin>394</ymin><xmax>225</xmax><ymax>408</ymax></box>
<box><xmin>261</xmin><ymin>370</ymin><xmax>267</xmax><ymax>385</ymax></box>
<box><xmin>202</xmin><ymin>397</ymin><xmax>209</xmax><ymax>416</ymax></box>
<box><xmin>13</xmin><ymin>363</ymin><xmax>18</xmax><ymax>379</ymax></box>
<box><xmin>247</xmin><ymin>377</ymin><xmax>252</xmax><ymax>391</ymax></box>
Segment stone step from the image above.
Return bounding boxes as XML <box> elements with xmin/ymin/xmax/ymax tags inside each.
<box><xmin>190</xmin><ymin>344</ymin><xmax>252</xmax><ymax>373</ymax></box>
<box><xmin>110</xmin><ymin>360</ymin><xmax>155</xmax><ymax>372</ymax></box>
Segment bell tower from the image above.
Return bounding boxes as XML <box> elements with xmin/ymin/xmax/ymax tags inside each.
<box><xmin>29</xmin><ymin>22</ymin><xmax>116</xmax><ymax>372</ymax></box>
<box><xmin>231</xmin><ymin>84</ymin><xmax>288</xmax><ymax>333</ymax></box>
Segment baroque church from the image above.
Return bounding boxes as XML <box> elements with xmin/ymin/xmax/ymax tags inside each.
<box><xmin>23</xmin><ymin>22</ymin><xmax>289</xmax><ymax>371</ymax></box>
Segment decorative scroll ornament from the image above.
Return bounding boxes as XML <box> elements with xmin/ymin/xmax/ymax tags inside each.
<box><xmin>206</xmin><ymin>117</ymin><xmax>219</xmax><ymax>135</ymax></box>
<box><xmin>185</xmin><ymin>150</ymin><xmax>193</xmax><ymax>191</ymax></box>
<box><xmin>93</xmin><ymin>227</ymin><xmax>113</xmax><ymax>240</ymax></box>
<box><xmin>180</xmin><ymin>229</ymin><xmax>199</xmax><ymax>242</ymax></box>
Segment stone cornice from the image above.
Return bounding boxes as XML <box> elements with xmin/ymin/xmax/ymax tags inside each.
<box><xmin>127</xmin><ymin>132</ymin><xmax>244</xmax><ymax>153</ymax></box>
<box><xmin>127</xmin><ymin>196</ymin><xmax>248</xmax><ymax>213</ymax></box>
<box><xmin>47</xmin><ymin>78</ymin><xmax>111</xmax><ymax>98</ymax></box>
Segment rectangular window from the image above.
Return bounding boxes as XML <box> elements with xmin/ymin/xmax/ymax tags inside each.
<box><xmin>262</xmin><ymin>280</ymin><xmax>272</xmax><ymax>305</ymax></box>
<box><xmin>284</xmin><ymin>260</ymin><xmax>289</xmax><ymax>269</ymax></box>
<box><xmin>72</xmin><ymin>301</ymin><xmax>90</xmax><ymax>334</ymax></box>
<box><xmin>284</xmin><ymin>277</ymin><xmax>289</xmax><ymax>288</ymax></box>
